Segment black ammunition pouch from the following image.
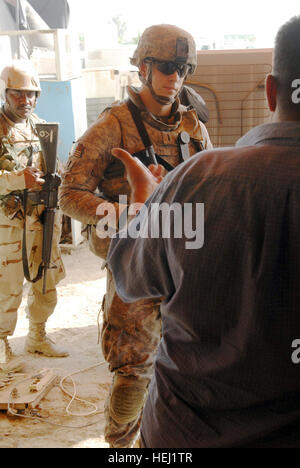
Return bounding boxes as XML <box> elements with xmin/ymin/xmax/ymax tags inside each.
<box><xmin>132</xmin><ymin>146</ymin><xmax>157</xmax><ymax>167</ymax></box>
<box><xmin>132</xmin><ymin>147</ymin><xmax>174</xmax><ymax>173</ymax></box>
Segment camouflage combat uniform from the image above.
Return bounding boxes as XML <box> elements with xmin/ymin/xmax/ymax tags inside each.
<box><xmin>0</xmin><ymin>108</ymin><xmax>65</xmax><ymax>338</ymax></box>
<box><xmin>59</xmin><ymin>86</ymin><xmax>212</xmax><ymax>447</ymax></box>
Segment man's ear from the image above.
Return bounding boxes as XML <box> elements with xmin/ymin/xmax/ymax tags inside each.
<box><xmin>139</xmin><ymin>62</ymin><xmax>147</xmax><ymax>80</ymax></box>
<box><xmin>266</xmin><ymin>74</ymin><xmax>277</xmax><ymax>112</ymax></box>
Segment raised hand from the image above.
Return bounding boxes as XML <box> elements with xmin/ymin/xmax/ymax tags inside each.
<box><xmin>111</xmin><ymin>148</ymin><xmax>164</xmax><ymax>204</ymax></box>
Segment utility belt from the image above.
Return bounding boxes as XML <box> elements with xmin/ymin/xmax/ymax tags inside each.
<box><xmin>127</xmin><ymin>99</ymin><xmax>203</xmax><ymax>172</ymax></box>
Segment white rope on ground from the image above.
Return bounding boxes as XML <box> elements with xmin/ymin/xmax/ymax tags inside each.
<box><xmin>6</xmin><ymin>361</ymin><xmax>108</xmax><ymax>429</ymax></box>
<box><xmin>58</xmin><ymin>361</ymin><xmax>106</xmax><ymax>417</ymax></box>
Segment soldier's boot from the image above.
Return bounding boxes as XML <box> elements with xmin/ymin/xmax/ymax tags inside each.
<box><xmin>0</xmin><ymin>337</ymin><xmax>25</xmax><ymax>373</ymax></box>
<box><xmin>24</xmin><ymin>322</ymin><xmax>69</xmax><ymax>357</ymax></box>
<box><xmin>110</xmin><ymin>374</ymin><xmax>149</xmax><ymax>425</ymax></box>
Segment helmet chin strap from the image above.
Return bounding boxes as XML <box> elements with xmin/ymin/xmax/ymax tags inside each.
<box><xmin>141</xmin><ymin>62</ymin><xmax>181</xmax><ymax>106</ymax></box>
<box><xmin>149</xmin><ymin>82</ymin><xmax>176</xmax><ymax>105</ymax></box>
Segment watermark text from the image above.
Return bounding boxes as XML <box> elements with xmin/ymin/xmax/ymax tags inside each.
<box><xmin>95</xmin><ymin>195</ymin><xmax>204</xmax><ymax>250</ymax></box>
<box><xmin>291</xmin><ymin>79</ymin><xmax>300</xmax><ymax>104</ymax></box>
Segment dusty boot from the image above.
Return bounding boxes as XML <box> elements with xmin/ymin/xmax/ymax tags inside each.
<box><xmin>24</xmin><ymin>322</ymin><xmax>69</xmax><ymax>357</ymax></box>
<box><xmin>0</xmin><ymin>337</ymin><xmax>25</xmax><ymax>373</ymax></box>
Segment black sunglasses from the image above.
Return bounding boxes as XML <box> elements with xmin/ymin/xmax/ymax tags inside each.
<box><xmin>154</xmin><ymin>61</ymin><xmax>191</xmax><ymax>78</ymax></box>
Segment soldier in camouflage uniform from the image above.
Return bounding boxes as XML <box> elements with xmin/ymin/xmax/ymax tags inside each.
<box><xmin>59</xmin><ymin>24</ymin><xmax>212</xmax><ymax>447</ymax></box>
<box><xmin>0</xmin><ymin>61</ymin><xmax>68</xmax><ymax>373</ymax></box>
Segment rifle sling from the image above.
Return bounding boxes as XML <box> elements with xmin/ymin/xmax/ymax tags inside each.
<box><xmin>22</xmin><ymin>145</ymin><xmax>44</xmax><ymax>283</ymax></box>
<box><xmin>127</xmin><ymin>99</ymin><xmax>175</xmax><ymax>173</ymax></box>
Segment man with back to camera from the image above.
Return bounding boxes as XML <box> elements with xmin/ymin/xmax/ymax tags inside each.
<box><xmin>107</xmin><ymin>16</ymin><xmax>300</xmax><ymax>447</ymax></box>
<box><xmin>59</xmin><ymin>24</ymin><xmax>212</xmax><ymax>447</ymax></box>
<box><xmin>0</xmin><ymin>60</ymin><xmax>68</xmax><ymax>374</ymax></box>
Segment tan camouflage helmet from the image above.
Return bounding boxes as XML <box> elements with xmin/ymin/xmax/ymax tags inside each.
<box><xmin>130</xmin><ymin>24</ymin><xmax>197</xmax><ymax>73</ymax></box>
<box><xmin>0</xmin><ymin>60</ymin><xmax>41</xmax><ymax>100</ymax></box>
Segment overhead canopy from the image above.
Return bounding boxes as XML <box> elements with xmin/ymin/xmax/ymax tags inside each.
<box><xmin>1</xmin><ymin>0</ymin><xmax>70</xmax><ymax>30</ymax></box>
<box><xmin>27</xmin><ymin>0</ymin><xmax>70</xmax><ymax>28</ymax></box>
<box><xmin>0</xmin><ymin>0</ymin><xmax>70</xmax><ymax>60</ymax></box>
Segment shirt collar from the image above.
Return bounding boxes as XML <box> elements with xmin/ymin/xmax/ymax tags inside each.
<box><xmin>126</xmin><ymin>85</ymin><xmax>183</xmax><ymax>130</ymax></box>
<box><xmin>236</xmin><ymin>121</ymin><xmax>300</xmax><ymax>147</ymax></box>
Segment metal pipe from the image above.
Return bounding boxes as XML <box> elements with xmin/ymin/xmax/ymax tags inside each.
<box><xmin>16</xmin><ymin>0</ymin><xmax>20</xmax><ymax>58</ymax></box>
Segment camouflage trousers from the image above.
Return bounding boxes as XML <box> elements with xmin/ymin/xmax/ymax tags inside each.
<box><xmin>0</xmin><ymin>220</ymin><xmax>65</xmax><ymax>337</ymax></box>
<box><xmin>101</xmin><ymin>268</ymin><xmax>161</xmax><ymax>448</ymax></box>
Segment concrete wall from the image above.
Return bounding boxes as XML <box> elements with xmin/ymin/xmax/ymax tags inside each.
<box><xmin>82</xmin><ymin>68</ymin><xmax>140</xmax><ymax>127</ymax></box>
<box><xmin>82</xmin><ymin>69</ymin><xmax>115</xmax><ymax>99</ymax></box>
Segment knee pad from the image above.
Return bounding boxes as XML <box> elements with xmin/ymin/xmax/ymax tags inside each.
<box><xmin>110</xmin><ymin>375</ymin><xmax>149</xmax><ymax>425</ymax></box>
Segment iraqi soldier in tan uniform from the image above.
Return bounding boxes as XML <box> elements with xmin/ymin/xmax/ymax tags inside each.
<box><xmin>59</xmin><ymin>24</ymin><xmax>212</xmax><ymax>447</ymax></box>
<box><xmin>0</xmin><ymin>61</ymin><xmax>68</xmax><ymax>373</ymax></box>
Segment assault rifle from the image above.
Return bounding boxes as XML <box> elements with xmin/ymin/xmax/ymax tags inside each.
<box><xmin>22</xmin><ymin>123</ymin><xmax>61</xmax><ymax>294</ymax></box>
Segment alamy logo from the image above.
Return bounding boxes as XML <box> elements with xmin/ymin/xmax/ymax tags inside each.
<box><xmin>95</xmin><ymin>195</ymin><xmax>205</xmax><ymax>250</ymax></box>
<box><xmin>291</xmin><ymin>79</ymin><xmax>300</xmax><ymax>104</ymax></box>
<box><xmin>291</xmin><ymin>338</ymin><xmax>300</xmax><ymax>364</ymax></box>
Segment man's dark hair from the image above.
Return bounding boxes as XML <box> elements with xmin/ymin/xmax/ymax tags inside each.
<box><xmin>273</xmin><ymin>15</ymin><xmax>300</xmax><ymax>114</ymax></box>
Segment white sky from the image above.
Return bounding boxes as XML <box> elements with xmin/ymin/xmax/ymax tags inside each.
<box><xmin>68</xmin><ymin>0</ymin><xmax>300</xmax><ymax>48</ymax></box>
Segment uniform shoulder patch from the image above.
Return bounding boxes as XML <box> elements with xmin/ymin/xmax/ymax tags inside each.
<box><xmin>70</xmin><ymin>142</ymin><xmax>85</xmax><ymax>158</ymax></box>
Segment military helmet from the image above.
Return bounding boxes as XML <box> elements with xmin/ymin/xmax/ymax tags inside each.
<box><xmin>130</xmin><ymin>24</ymin><xmax>197</xmax><ymax>73</ymax></box>
<box><xmin>0</xmin><ymin>60</ymin><xmax>41</xmax><ymax>100</ymax></box>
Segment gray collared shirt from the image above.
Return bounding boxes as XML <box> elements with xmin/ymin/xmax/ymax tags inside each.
<box><xmin>108</xmin><ymin>122</ymin><xmax>300</xmax><ymax>448</ymax></box>
<box><xmin>237</xmin><ymin>121</ymin><xmax>300</xmax><ymax>147</ymax></box>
